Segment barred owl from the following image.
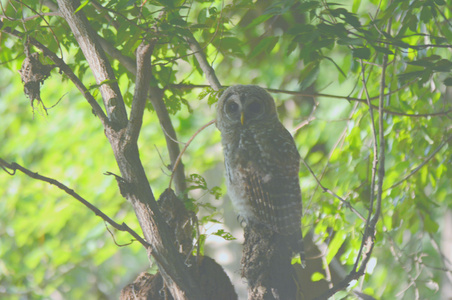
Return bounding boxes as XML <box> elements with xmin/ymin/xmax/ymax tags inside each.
<box><xmin>216</xmin><ymin>85</ymin><xmax>304</xmax><ymax>262</ymax></box>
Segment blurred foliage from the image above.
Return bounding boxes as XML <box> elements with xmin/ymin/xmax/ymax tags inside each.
<box><xmin>1</xmin><ymin>0</ymin><xmax>451</xmax><ymax>299</ymax></box>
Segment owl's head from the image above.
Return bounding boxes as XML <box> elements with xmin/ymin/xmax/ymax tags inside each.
<box><xmin>216</xmin><ymin>85</ymin><xmax>278</xmax><ymax>131</ymax></box>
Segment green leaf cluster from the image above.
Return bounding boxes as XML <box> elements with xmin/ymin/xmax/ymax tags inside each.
<box><xmin>1</xmin><ymin>0</ymin><xmax>451</xmax><ymax>299</ymax></box>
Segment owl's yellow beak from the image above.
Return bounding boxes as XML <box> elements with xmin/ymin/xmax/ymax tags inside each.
<box><xmin>241</xmin><ymin>112</ymin><xmax>245</xmax><ymax>125</ymax></box>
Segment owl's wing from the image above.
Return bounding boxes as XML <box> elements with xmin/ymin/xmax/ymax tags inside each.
<box><xmin>244</xmin><ymin>124</ymin><xmax>302</xmax><ymax>236</ymax></box>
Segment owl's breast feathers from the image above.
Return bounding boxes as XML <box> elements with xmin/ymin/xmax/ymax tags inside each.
<box><xmin>224</xmin><ymin>124</ymin><xmax>302</xmax><ymax>236</ymax></box>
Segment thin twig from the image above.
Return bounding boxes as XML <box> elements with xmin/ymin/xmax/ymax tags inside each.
<box><xmin>0</xmin><ymin>158</ymin><xmax>150</xmax><ymax>249</ymax></box>
<box><xmin>385</xmin><ymin>134</ymin><xmax>452</xmax><ymax>190</ymax></box>
<box><xmin>312</xmin><ymin>52</ymin><xmax>389</xmax><ymax>300</ymax></box>
<box><xmin>14</xmin><ymin>0</ymin><xmax>63</xmax><ymax>58</ymax></box>
<box><xmin>301</xmin><ymin>158</ymin><xmax>366</xmax><ymax>222</ymax></box>
<box><xmin>168</xmin><ymin>119</ymin><xmax>216</xmax><ymax>190</ymax></box>
<box><xmin>292</xmin><ymin>100</ymin><xmax>319</xmax><ymax>132</ymax></box>
<box><xmin>352</xmin><ymin>60</ymin><xmax>378</xmax><ymax>273</ymax></box>
<box><xmin>0</xmin><ymin>11</ymin><xmax>59</xmax><ymax>21</ymax></box>
<box><xmin>169</xmin><ymin>84</ymin><xmax>452</xmax><ymax>118</ymax></box>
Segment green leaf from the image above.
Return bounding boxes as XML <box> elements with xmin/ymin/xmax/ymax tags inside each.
<box><xmin>74</xmin><ymin>0</ymin><xmax>90</xmax><ymax>13</ymax></box>
<box><xmin>337</xmin><ymin>37</ymin><xmax>364</xmax><ymax>46</ymax></box>
<box><xmin>333</xmin><ymin>291</ymin><xmax>349</xmax><ymax>299</ymax></box>
<box><xmin>352</xmin><ymin>0</ymin><xmax>361</xmax><ymax>13</ymax></box>
<box><xmin>248</xmin><ymin>36</ymin><xmax>279</xmax><ymax>59</ymax></box>
<box><xmin>216</xmin><ymin>37</ymin><xmax>244</xmax><ymax>56</ymax></box>
<box><xmin>432</xmin><ymin>59</ymin><xmax>452</xmax><ymax>72</ymax></box>
<box><xmin>245</xmin><ymin>14</ymin><xmax>272</xmax><ymax>29</ymax></box>
<box><xmin>299</xmin><ymin>62</ymin><xmax>320</xmax><ymax>90</ymax></box>
<box><xmin>406</xmin><ymin>55</ymin><xmax>441</xmax><ymax>67</ymax></box>
<box><xmin>212</xmin><ymin>229</ymin><xmax>236</xmax><ymax>241</ymax></box>
<box><xmin>311</xmin><ymin>272</ymin><xmax>325</xmax><ymax>282</ymax></box>
<box><xmin>197</xmin><ymin>8</ymin><xmax>208</xmax><ymax>24</ymax></box>
<box><xmin>371</xmin><ymin>45</ymin><xmax>393</xmax><ymax>55</ymax></box>
<box><xmin>423</xmin><ymin>214</ymin><xmax>439</xmax><ymax>233</ymax></box>
<box><xmin>352</xmin><ymin>47</ymin><xmax>371</xmax><ymax>60</ymax></box>
<box><xmin>326</xmin><ymin>231</ymin><xmax>346</xmax><ymax>265</ymax></box>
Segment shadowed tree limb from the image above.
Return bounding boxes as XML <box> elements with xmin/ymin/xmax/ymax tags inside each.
<box><xmin>55</xmin><ymin>1</ymin><xmax>206</xmax><ymax>298</ymax></box>
<box><xmin>0</xmin><ymin>158</ymin><xmax>150</xmax><ymax>248</ymax></box>
<box><xmin>169</xmin><ymin>84</ymin><xmax>452</xmax><ymax>118</ymax></box>
<box><xmin>0</xmin><ymin>26</ymin><xmax>109</xmax><ymax>125</ymax></box>
<box><xmin>96</xmin><ymin>35</ymin><xmax>188</xmax><ymax>196</ymax></box>
<box><xmin>184</xmin><ymin>35</ymin><xmax>222</xmax><ymax>91</ymax></box>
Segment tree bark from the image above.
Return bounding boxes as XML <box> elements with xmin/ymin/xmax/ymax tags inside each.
<box><xmin>242</xmin><ymin>222</ymin><xmax>302</xmax><ymax>300</ymax></box>
<box><xmin>56</xmin><ymin>1</ymin><xmax>207</xmax><ymax>299</ymax></box>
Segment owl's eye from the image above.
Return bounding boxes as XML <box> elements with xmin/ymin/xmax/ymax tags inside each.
<box><xmin>247</xmin><ymin>101</ymin><xmax>263</xmax><ymax>115</ymax></box>
<box><xmin>226</xmin><ymin>101</ymin><xmax>239</xmax><ymax>114</ymax></box>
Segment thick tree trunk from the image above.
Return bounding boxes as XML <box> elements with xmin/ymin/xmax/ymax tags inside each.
<box><xmin>55</xmin><ymin>1</ymin><xmax>229</xmax><ymax>299</ymax></box>
<box><xmin>242</xmin><ymin>222</ymin><xmax>302</xmax><ymax>300</ymax></box>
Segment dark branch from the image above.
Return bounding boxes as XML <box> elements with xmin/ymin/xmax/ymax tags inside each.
<box><xmin>313</xmin><ymin>54</ymin><xmax>389</xmax><ymax>300</ymax></box>
<box><xmin>0</xmin><ymin>158</ymin><xmax>150</xmax><ymax>249</ymax></box>
<box><xmin>169</xmin><ymin>84</ymin><xmax>452</xmax><ymax>118</ymax></box>
<box><xmin>97</xmin><ymin>35</ymin><xmax>187</xmax><ymax>195</ymax></box>
<box><xmin>128</xmin><ymin>41</ymin><xmax>155</xmax><ymax>143</ymax></box>
<box><xmin>184</xmin><ymin>35</ymin><xmax>222</xmax><ymax>91</ymax></box>
<box><xmin>1</xmin><ymin>26</ymin><xmax>109</xmax><ymax>125</ymax></box>
<box><xmin>57</xmin><ymin>0</ymin><xmax>128</xmax><ymax>127</ymax></box>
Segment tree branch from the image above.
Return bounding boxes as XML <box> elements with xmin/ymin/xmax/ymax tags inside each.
<box><xmin>169</xmin><ymin>119</ymin><xmax>216</xmax><ymax>190</ymax></box>
<box><xmin>301</xmin><ymin>158</ymin><xmax>366</xmax><ymax>222</ymax></box>
<box><xmin>371</xmin><ymin>54</ymin><xmax>387</xmax><ymax>228</ymax></box>
<box><xmin>354</xmin><ymin>60</ymin><xmax>378</xmax><ymax>274</ymax></box>
<box><xmin>97</xmin><ymin>36</ymin><xmax>187</xmax><ymax>195</ymax></box>
<box><xmin>1</xmin><ymin>26</ymin><xmax>109</xmax><ymax>125</ymax></box>
<box><xmin>184</xmin><ymin>35</ymin><xmax>222</xmax><ymax>91</ymax></box>
<box><xmin>55</xmin><ymin>1</ymin><xmax>206</xmax><ymax>298</ymax></box>
<box><xmin>128</xmin><ymin>41</ymin><xmax>154</xmax><ymax>143</ymax></box>
<box><xmin>57</xmin><ymin>0</ymin><xmax>128</xmax><ymax>127</ymax></box>
<box><xmin>169</xmin><ymin>84</ymin><xmax>452</xmax><ymax>118</ymax></box>
<box><xmin>313</xmin><ymin>54</ymin><xmax>389</xmax><ymax>300</ymax></box>
<box><xmin>0</xmin><ymin>158</ymin><xmax>149</xmax><ymax>249</ymax></box>
<box><xmin>385</xmin><ymin>134</ymin><xmax>452</xmax><ymax>190</ymax></box>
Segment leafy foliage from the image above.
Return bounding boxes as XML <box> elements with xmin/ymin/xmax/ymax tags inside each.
<box><xmin>1</xmin><ymin>0</ymin><xmax>451</xmax><ymax>299</ymax></box>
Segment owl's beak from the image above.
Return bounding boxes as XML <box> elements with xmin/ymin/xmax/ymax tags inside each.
<box><xmin>240</xmin><ymin>112</ymin><xmax>245</xmax><ymax>125</ymax></box>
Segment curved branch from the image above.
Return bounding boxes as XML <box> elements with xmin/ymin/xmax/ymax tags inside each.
<box><xmin>1</xmin><ymin>26</ymin><xmax>109</xmax><ymax>125</ymax></box>
<box><xmin>0</xmin><ymin>158</ymin><xmax>149</xmax><ymax>248</ymax></box>
<box><xmin>313</xmin><ymin>53</ymin><xmax>389</xmax><ymax>300</ymax></box>
<box><xmin>301</xmin><ymin>158</ymin><xmax>366</xmax><ymax>222</ymax></box>
<box><xmin>168</xmin><ymin>119</ymin><xmax>216</xmax><ymax>190</ymax></box>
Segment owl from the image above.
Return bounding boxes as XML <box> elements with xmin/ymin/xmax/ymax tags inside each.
<box><xmin>216</xmin><ymin>85</ymin><xmax>304</xmax><ymax>263</ymax></box>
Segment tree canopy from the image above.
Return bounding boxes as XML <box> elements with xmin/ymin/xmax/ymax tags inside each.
<box><xmin>1</xmin><ymin>0</ymin><xmax>451</xmax><ymax>299</ymax></box>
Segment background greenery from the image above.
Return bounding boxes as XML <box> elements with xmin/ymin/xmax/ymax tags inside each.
<box><xmin>1</xmin><ymin>0</ymin><xmax>451</xmax><ymax>299</ymax></box>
